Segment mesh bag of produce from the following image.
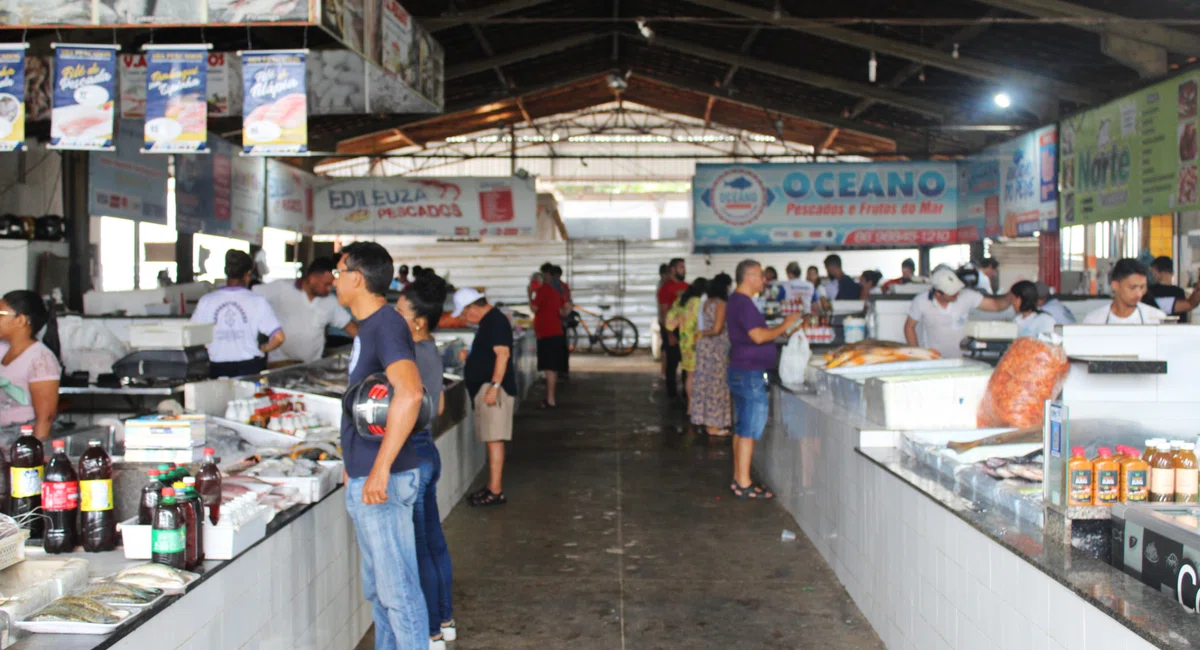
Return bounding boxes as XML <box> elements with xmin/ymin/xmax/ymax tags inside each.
<box><xmin>977</xmin><ymin>337</ymin><xmax>1070</xmax><ymax>429</ymax></box>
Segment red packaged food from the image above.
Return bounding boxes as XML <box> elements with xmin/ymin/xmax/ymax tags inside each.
<box><xmin>977</xmin><ymin>337</ymin><xmax>1070</xmax><ymax>429</ymax></box>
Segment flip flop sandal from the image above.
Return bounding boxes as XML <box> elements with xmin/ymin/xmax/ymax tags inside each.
<box><xmin>470</xmin><ymin>490</ymin><xmax>508</xmax><ymax>507</ymax></box>
<box><xmin>730</xmin><ymin>483</ymin><xmax>766</xmax><ymax>499</ymax></box>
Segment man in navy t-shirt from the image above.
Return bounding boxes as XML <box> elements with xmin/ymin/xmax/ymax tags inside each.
<box><xmin>334</xmin><ymin>242</ymin><xmax>429</xmax><ymax>649</ymax></box>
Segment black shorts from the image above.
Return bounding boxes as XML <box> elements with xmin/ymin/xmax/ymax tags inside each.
<box><xmin>537</xmin><ymin>336</ymin><xmax>568</xmax><ymax>372</ymax></box>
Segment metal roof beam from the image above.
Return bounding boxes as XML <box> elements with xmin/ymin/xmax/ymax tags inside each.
<box><xmin>641</xmin><ymin>34</ymin><xmax>948</xmax><ymax>120</ymax></box>
<box><xmin>630</xmin><ymin>71</ymin><xmax>912</xmax><ymax>149</ymax></box>
<box><xmin>970</xmin><ymin>0</ymin><xmax>1200</xmax><ymax>57</ymax></box>
<box><xmin>446</xmin><ymin>33</ymin><xmax>609</xmax><ymax>80</ymax></box>
<box><xmin>425</xmin><ymin>0</ymin><xmax>553</xmax><ymax>33</ymax></box>
<box><xmin>686</xmin><ymin>0</ymin><xmax>1102</xmax><ymax>104</ymax></box>
<box><xmin>848</xmin><ymin>13</ymin><xmax>997</xmax><ymax>119</ymax></box>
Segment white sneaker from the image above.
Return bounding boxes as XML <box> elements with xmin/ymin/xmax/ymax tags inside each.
<box><xmin>441</xmin><ymin>621</ymin><xmax>457</xmax><ymax>642</ymax></box>
<box><xmin>430</xmin><ymin>640</ymin><xmax>446</xmax><ymax>650</ymax></box>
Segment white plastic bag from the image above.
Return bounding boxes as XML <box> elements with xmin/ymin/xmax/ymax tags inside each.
<box><xmin>778</xmin><ymin>330</ymin><xmax>811</xmax><ymax>389</ymax></box>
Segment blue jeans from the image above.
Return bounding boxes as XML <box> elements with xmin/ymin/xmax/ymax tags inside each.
<box><xmin>345</xmin><ymin>470</ymin><xmax>429</xmax><ymax>650</ymax></box>
<box><xmin>728</xmin><ymin>369</ymin><xmax>769</xmax><ymax>440</ymax></box>
<box><xmin>413</xmin><ymin>435</ymin><xmax>454</xmax><ymax>637</ymax></box>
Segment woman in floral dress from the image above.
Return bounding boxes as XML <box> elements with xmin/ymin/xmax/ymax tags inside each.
<box><xmin>690</xmin><ymin>274</ymin><xmax>733</xmax><ymax>436</ymax></box>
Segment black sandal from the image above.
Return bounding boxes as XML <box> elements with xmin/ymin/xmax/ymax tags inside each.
<box><xmin>539</xmin><ymin>400</ymin><xmax>556</xmax><ymax>409</ymax></box>
<box><xmin>469</xmin><ymin>489</ymin><xmax>508</xmax><ymax>507</ymax></box>
<box><xmin>730</xmin><ymin>483</ymin><xmax>768</xmax><ymax>499</ymax></box>
<box><xmin>752</xmin><ymin>483</ymin><xmax>775</xmax><ymax>499</ymax></box>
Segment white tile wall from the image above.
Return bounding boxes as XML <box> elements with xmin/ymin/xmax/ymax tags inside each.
<box><xmin>759</xmin><ymin>389</ymin><xmax>1160</xmax><ymax>650</ymax></box>
<box><xmin>102</xmin><ymin>421</ymin><xmax>486</xmax><ymax>650</ymax></box>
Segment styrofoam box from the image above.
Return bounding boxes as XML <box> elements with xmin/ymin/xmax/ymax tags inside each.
<box><xmin>129</xmin><ymin>322</ymin><xmax>214</xmax><ymax>349</ymax></box>
<box><xmin>119</xmin><ymin>506</ymin><xmax>270</xmax><ymax>561</ymax></box>
<box><xmin>863</xmin><ymin>371</ymin><xmax>993</xmax><ymax>430</ymax></box>
<box><xmin>249</xmin><ymin>463</ymin><xmax>339</xmax><ymax>504</ymax></box>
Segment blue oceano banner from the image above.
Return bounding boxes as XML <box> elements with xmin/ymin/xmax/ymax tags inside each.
<box><xmin>693</xmin><ymin>162</ymin><xmax>960</xmax><ymax>250</ymax></box>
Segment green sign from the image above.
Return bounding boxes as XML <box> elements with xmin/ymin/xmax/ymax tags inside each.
<box><xmin>1060</xmin><ymin>70</ymin><xmax>1199</xmax><ymax>226</ymax></box>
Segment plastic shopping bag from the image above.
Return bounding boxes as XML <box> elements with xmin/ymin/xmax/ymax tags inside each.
<box><xmin>977</xmin><ymin>335</ymin><xmax>1070</xmax><ymax>429</ymax></box>
<box><xmin>778</xmin><ymin>330</ymin><xmax>811</xmax><ymax>389</ymax></box>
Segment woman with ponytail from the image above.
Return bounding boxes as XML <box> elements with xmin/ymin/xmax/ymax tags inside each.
<box><xmin>0</xmin><ymin>291</ymin><xmax>61</xmax><ymax>442</ymax></box>
<box><xmin>1011</xmin><ymin>280</ymin><xmax>1057</xmax><ymax>339</ymax></box>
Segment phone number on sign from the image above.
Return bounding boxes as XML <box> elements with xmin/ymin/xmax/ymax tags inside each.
<box><xmin>842</xmin><ymin>229</ymin><xmax>956</xmax><ymax>245</ymax></box>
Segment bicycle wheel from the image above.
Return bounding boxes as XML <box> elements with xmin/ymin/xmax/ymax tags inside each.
<box><xmin>598</xmin><ymin>317</ymin><xmax>638</xmax><ymax>356</ymax></box>
<box><xmin>566</xmin><ymin>324</ymin><xmax>584</xmax><ymax>353</ymax></box>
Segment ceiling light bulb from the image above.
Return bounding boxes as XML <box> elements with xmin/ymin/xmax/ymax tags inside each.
<box><xmin>918</xmin><ymin>70</ymin><xmax>926</xmax><ymax>83</ymax></box>
<box><xmin>952</xmin><ymin>43</ymin><xmax>960</xmax><ymax>59</ymax></box>
<box><xmin>868</xmin><ymin>51</ymin><xmax>877</xmax><ymax>83</ymax></box>
<box><xmin>994</xmin><ymin>92</ymin><xmax>1012</xmax><ymax>108</ymax></box>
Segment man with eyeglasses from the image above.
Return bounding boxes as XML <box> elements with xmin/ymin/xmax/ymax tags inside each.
<box><xmin>334</xmin><ymin>242</ymin><xmax>429</xmax><ymax>650</ymax></box>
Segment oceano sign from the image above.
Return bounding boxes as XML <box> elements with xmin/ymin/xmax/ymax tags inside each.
<box><xmin>780</xmin><ymin>169</ymin><xmax>948</xmax><ymax>200</ymax></box>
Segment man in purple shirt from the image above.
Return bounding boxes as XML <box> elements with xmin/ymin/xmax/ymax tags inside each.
<box><xmin>726</xmin><ymin>260</ymin><xmax>800</xmax><ymax>500</ymax></box>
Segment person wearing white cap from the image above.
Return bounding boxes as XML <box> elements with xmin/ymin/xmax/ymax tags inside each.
<box><xmin>453</xmin><ymin>288</ymin><xmax>516</xmax><ymax>507</ymax></box>
<box><xmin>903</xmin><ymin>266</ymin><xmax>1013</xmax><ymax>358</ymax></box>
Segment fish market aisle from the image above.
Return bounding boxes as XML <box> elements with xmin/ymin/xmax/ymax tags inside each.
<box><xmin>358</xmin><ymin>355</ymin><xmax>883</xmax><ymax>650</ymax></box>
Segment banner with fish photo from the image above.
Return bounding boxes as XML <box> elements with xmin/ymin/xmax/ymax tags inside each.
<box><xmin>142</xmin><ymin>45</ymin><xmax>210</xmax><ymax>154</ymax></box>
<box><xmin>0</xmin><ymin>44</ymin><xmax>28</xmax><ymax>153</ymax></box>
<box><xmin>239</xmin><ymin>50</ymin><xmax>308</xmax><ymax>155</ymax></box>
<box><xmin>49</xmin><ymin>44</ymin><xmax>119</xmax><ymax>151</ymax></box>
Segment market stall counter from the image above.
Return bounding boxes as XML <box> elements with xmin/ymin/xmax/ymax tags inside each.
<box><xmin>3</xmin><ymin>352</ymin><xmax>487</xmax><ymax>650</ymax></box>
<box><xmin>759</xmin><ymin>354</ymin><xmax>1200</xmax><ymax>649</ymax></box>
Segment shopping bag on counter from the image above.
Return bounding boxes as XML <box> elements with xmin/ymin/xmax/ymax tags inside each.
<box><xmin>977</xmin><ymin>335</ymin><xmax>1070</xmax><ymax>429</ymax></box>
<box><xmin>778</xmin><ymin>330</ymin><xmax>811</xmax><ymax>389</ymax></box>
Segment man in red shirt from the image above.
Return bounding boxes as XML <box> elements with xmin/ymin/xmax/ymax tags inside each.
<box><xmin>657</xmin><ymin>257</ymin><xmax>688</xmax><ymax>401</ymax></box>
<box><xmin>532</xmin><ymin>275</ymin><xmax>571</xmax><ymax>408</ymax></box>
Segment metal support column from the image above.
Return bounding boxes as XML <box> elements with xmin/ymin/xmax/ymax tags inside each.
<box><xmin>62</xmin><ymin>151</ymin><xmax>90</xmax><ymax>311</ymax></box>
<box><xmin>918</xmin><ymin>245</ymin><xmax>931</xmax><ymax>277</ymax></box>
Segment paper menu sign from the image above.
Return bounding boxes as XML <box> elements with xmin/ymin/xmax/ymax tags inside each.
<box><xmin>142</xmin><ymin>45</ymin><xmax>210</xmax><ymax>154</ymax></box>
<box><xmin>0</xmin><ymin>45</ymin><xmax>28</xmax><ymax>153</ymax></box>
<box><xmin>239</xmin><ymin>50</ymin><xmax>308</xmax><ymax>155</ymax></box>
<box><xmin>49</xmin><ymin>43</ymin><xmax>119</xmax><ymax>151</ymax></box>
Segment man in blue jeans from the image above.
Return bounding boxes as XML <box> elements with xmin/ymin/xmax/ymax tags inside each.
<box><xmin>335</xmin><ymin>242</ymin><xmax>428</xmax><ymax>650</ymax></box>
<box><xmin>724</xmin><ymin>259</ymin><xmax>800</xmax><ymax>500</ymax></box>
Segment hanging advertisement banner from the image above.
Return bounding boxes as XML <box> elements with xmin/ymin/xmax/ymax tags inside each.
<box><xmin>266</xmin><ymin>159</ymin><xmax>314</xmax><ymax>234</ymax></box>
<box><xmin>692</xmin><ymin>162</ymin><xmax>960</xmax><ymax>249</ymax></box>
<box><xmin>0</xmin><ymin>44</ymin><xmax>29</xmax><ymax>152</ymax></box>
<box><xmin>380</xmin><ymin>0</ymin><xmax>414</xmax><ymax>80</ymax></box>
<box><xmin>49</xmin><ymin>44</ymin><xmax>119</xmax><ymax>151</ymax></box>
<box><xmin>239</xmin><ymin>50</ymin><xmax>308</xmax><ymax>155</ymax></box>
<box><xmin>142</xmin><ymin>45</ymin><xmax>210</xmax><ymax>154</ymax></box>
<box><xmin>88</xmin><ymin>119</ymin><xmax>169</xmax><ymax>224</ymax></box>
<box><xmin>957</xmin><ymin>125</ymin><xmax>1059</xmax><ymax>240</ymax></box>
<box><xmin>313</xmin><ymin>176</ymin><xmax>538</xmax><ymax>237</ymax></box>
<box><xmin>121</xmin><ymin>51</ymin><xmax>232</xmax><ymax>119</ymax></box>
<box><xmin>176</xmin><ymin>136</ymin><xmax>235</xmax><ymax>235</ymax></box>
<box><xmin>1061</xmin><ymin>70</ymin><xmax>1199</xmax><ymax>226</ymax></box>
<box><xmin>230</xmin><ymin>155</ymin><xmax>266</xmax><ymax>244</ymax></box>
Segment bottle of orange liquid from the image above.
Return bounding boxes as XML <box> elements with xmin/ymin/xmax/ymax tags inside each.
<box><xmin>1143</xmin><ymin>440</ymin><xmax>1162</xmax><ymax>463</ymax></box>
<box><xmin>1093</xmin><ymin>447</ymin><xmax>1120</xmax><ymax>505</ymax></box>
<box><xmin>1149</xmin><ymin>441</ymin><xmax>1176</xmax><ymax>502</ymax></box>
<box><xmin>1112</xmin><ymin>446</ymin><xmax>1128</xmax><ymax>465</ymax></box>
<box><xmin>1067</xmin><ymin>446</ymin><xmax>1094</xmax><ymax>506</ymax></box>
<box><xmin>1175</xmin><ymin>442</ymin><xmax>1198</xmax><ymax>504</ymax></box>
<box><xmin>1120</xmin><ymin>448</ymin><xmax>1149</xmax><ymax>503</ymax></box>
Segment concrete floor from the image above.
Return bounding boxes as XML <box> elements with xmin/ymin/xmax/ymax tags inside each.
<box><xmin>357</xmin><ymin>354</ymin><xmax>883</xmax><ymax>650</ymax></box>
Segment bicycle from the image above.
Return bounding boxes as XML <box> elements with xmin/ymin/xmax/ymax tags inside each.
<box><xmin>565</xmin><ymin>305</ymin><xmax>639</xmax><ymax>357</ymax></box>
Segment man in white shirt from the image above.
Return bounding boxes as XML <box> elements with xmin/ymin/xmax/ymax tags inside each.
<box><xmin>1082</xmin><ymin>258</ymin><xmax>1168</xmax><ymax>325</ymax></box>
<box><xmin>191</xmin><ymin>250</ymin><xmax>286</xmax><ymax>377</ymax></box>
<box><xmin>253</xmin><ymin>257</ymin><xmax>359</xmax><ymax>364</ymax></box>
<box><xmin>904</xmin><ymin>267</ymin><xmax>1014</xmax><ymax>358</ymax></box>
<box><xmin>779</xmin><ymin>262</ymin><xmax>815</xmax><ymax>312</ymax></box>
<box><xmin>977</xmin><ymin>258</ymin><xmax>1000</xmax><ymax>295</ymax></box>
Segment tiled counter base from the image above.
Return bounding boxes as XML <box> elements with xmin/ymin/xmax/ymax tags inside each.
<box><xmin>758</xmin><ymin>387</ymin><xmax>1200</xmax><ymax>650</ymax></box>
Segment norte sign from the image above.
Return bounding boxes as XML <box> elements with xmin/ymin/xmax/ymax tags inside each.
<box><xmin>693</xmin><ymin>162</ymin><xmax>959</xmax><ymax>249</ymax></box>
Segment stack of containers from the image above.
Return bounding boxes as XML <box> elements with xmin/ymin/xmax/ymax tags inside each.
<box><xmin>122</xmin><ymin>414</ymin><xmax>207</xmax><ymax>465</ymax></box>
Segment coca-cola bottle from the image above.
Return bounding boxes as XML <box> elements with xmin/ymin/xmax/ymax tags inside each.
<box><xmin>138</xmin><ymin>469</ymin><xmax>162</xmax><ymax>525</ymax></box>
<box><xmin>42</xmin><ymin>439</ymin><xmax>79</xmax><ymax>554</ymax></box>
<box><xmin>195</xmin><ymin>447</ymin><xmax>222</xmax><ymax>525</ymax></box>
<box><xmin>9</xmin><ymin>425</ymin><xmax>44</xmax><ymax>538</ymax></box>
<box><xmin>78</xmin><ymin>440</ymin><xmax>116</xmax><ymax>552</ymax></box>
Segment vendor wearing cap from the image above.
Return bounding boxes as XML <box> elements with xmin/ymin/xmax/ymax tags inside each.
<box><xmin>191</xmin><ymin>250</ymin><xmax>286</xmax><ymax>378</ymax></box>
<box><xmin>903</xmin><ymin>267</ymin><xmax>1014</xmax><ymax>358</ymax></box>
<box><xmin>1082</xmin><ymin>258</ymin><xmax>1168</xmax><ymax>325</ymax></box>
